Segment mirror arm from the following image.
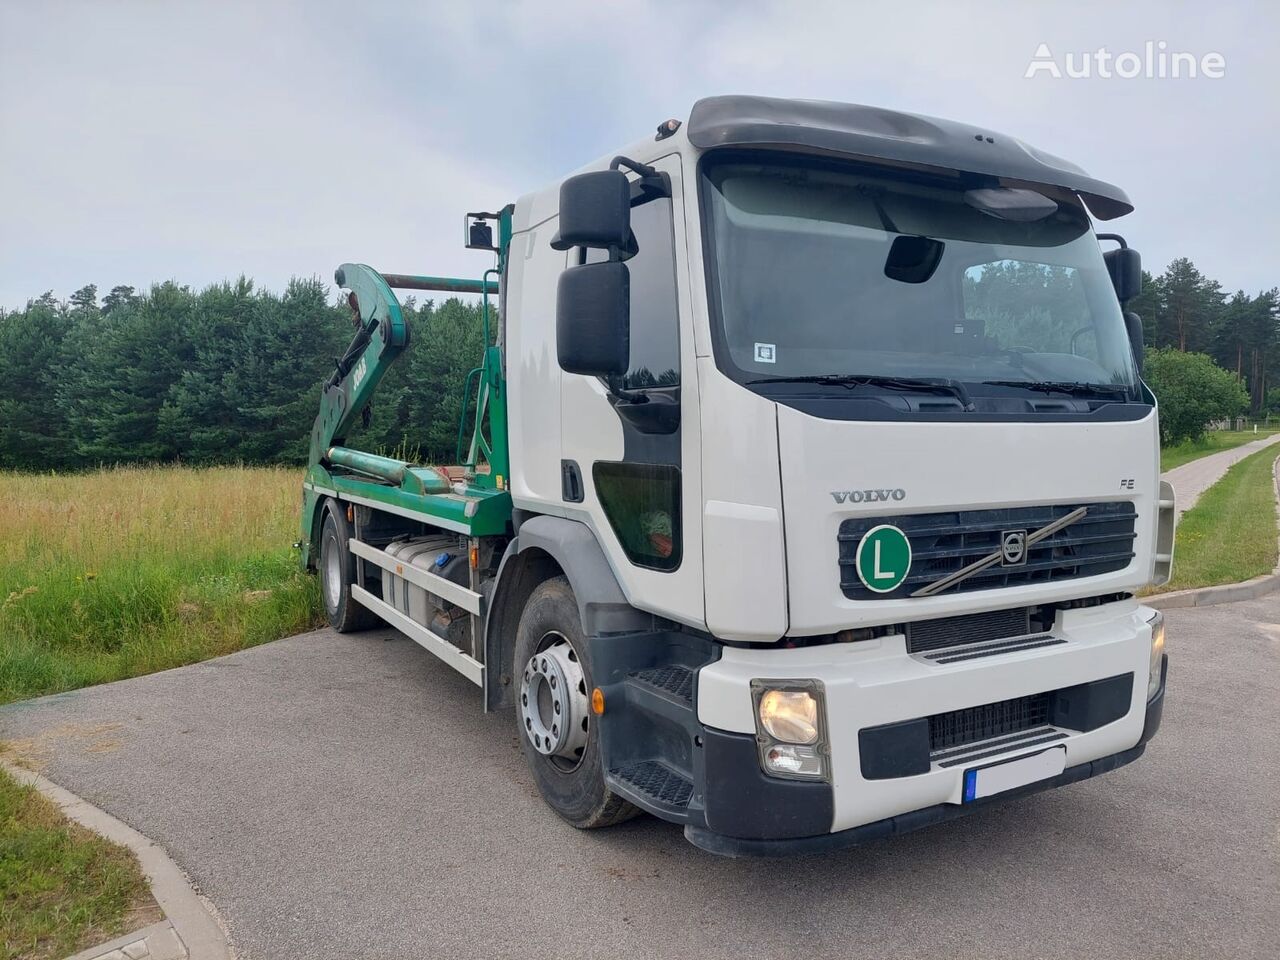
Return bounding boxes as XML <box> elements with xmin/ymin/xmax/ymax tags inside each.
<box><xmin>1095</xmin><ymin>232</ymin><xmax>1128</xmax><ymax>249</ymax></box>
<box><xmin>605</xmin><ymin>374</ymin><xmax>650</xmax><ymax>405</ymax></box>
<box><xmin>610</xmin><ymin>155</ymin><xmax>658</xmax><ymax>178</ymax></box>
<box><xmin>611</xmin><ymin>155</ymin><xmax>672</xmax><ymax>201</ymax></box>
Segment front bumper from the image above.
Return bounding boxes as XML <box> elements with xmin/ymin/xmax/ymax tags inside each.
<box><xmin>688</xmin><ymin>654</ymin><xmax>1166</xmax><ymax>856</ymax></box>
<box><xmin>592</xmin><ymin>601</ymin><xmax>1165</xmax><ymax>856</ymax></box>
<box><xmin>696</xmin><ymin>599</ymin><xmax>1159</xmax><ymax>834</ymax></box>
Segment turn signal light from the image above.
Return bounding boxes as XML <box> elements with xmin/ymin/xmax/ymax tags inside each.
<box><xmin>591</xmin><ymin>687</ymin><xmax>605</xmax><ymax>715</ymax></box>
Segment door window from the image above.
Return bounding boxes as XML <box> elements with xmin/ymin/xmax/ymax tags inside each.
<box><xmin>583</xmin><ymin>197</ymin><xmax>680</xmax><ymax>390</ymax></box>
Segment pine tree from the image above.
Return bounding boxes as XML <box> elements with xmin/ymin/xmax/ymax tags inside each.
<box><xmin>226</xmin><ymin>278</ymin><xmax>350</xmax><ymax>462</ymax></box>
<box><xmin>70</xmin><ymin>284</ymin><xmax>98</xmax><ymax>312</ymax></box>
<box><xmin>101</xmin><ymin>285</ymin><xmax>139</xmax><ymax>314</ymax></box>
<box><xmin>59</xmin><ymin>282</ymin><xmax>195</xmax><ymax>463</ymax></box>
<box><xmin>0</xmin><ymin>299</ymin><xmax>74</xmax><ymax>468</ymax></box>
<box><xmin>1157</xmin><ymin>258</ymin><xmax>1223</xmax><ymax>352</ymax></box>
<box><xmin>159</xmin><ymin>277</ymin><xmax>258</xmax><ymax>461</ymax></box>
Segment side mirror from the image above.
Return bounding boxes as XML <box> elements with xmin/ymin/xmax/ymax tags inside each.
<box><xmin>550</xmin><ymin>170</ymin><xmax>631</xmax><ymax>251</ymax></box>
<box><xmin>1104</xmin><ymin>247</ymin><xmax>1142</xmax><ymax>303</ymax></box>
<box><xmin>557</xmin><ymin>261</ymin><xmax>630</xmax><ymax>376</ymax></box>
<box><xmin>1124</xmin><ymin>310</ymin><xmax>1145</xmax><ymax>374</ymax></box>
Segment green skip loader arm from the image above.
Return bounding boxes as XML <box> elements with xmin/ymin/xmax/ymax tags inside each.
<box><xmin>298</xmin><ymin>212</ymin><xmax>514</xmax><ymax>569</ymax></box>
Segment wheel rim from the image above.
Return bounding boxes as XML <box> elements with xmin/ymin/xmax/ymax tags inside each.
<box><xmin>323</xmin><ymin>533</ymin><xmax>342</xmax><ymax>611</ymax></box>
<box><xmin>520</xmin><ymin>631</ymin><xmax>589</xmax><ymax>772</ymax></box>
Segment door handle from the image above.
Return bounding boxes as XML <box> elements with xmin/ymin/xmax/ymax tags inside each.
<box><xmin>561</xmin><ymin>460</ymin><xmax>584</xmax><ymax>503</ymax></box>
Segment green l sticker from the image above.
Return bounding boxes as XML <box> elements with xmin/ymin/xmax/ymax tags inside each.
<box><xmin>855</xmin><ymin>524</ymin><xmax>912</xmax><ymax>593</ymax></box>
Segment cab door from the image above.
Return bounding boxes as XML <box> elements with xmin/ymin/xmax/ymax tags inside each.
<box><xmin>557</xmin><ymin>154</ymin><xmax>705</xmax><ymax>630</ymax></box>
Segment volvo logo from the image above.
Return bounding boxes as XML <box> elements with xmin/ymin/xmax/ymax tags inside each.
<box><xmin>1000</xmin><ymin>530</ymin><xmax>1028</xmax><ymax>566</ymax></box>
<box><xmin>830</xmin><ymin>488</ymin><xmax>906</xmax><ymax>505</ymax></box>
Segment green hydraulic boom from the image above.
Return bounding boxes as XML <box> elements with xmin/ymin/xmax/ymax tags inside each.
<box><xmin>298</xmin><ymin>207</ymin><xmax>515</xmax><ymax>568</ymax></box>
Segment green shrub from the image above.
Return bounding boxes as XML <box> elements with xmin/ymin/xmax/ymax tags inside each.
<box><xmin>1144</xmin><ymin>348</ymin><xmax>1248</xmax><ymax>445</ymax></box>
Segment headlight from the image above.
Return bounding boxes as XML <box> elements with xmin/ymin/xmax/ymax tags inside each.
<box><xmin>1147</xmin><ymin>611</ymin><xmax>1165</xmax><ymax>701</ymax></box>
<box><xmin>751</xmin><ymin>680</ymin><xmax>829</xmax><ymax>780</ymax></box>
<box><xmin>758</xmin><ymin>688</ymin><xmax>820</xmax><ymax>743</ymax></box>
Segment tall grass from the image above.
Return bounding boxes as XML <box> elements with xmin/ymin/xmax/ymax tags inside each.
<box><xmin>0</xmin><ymin>465</ymin><xmax>322</xmax><ymax>705</ymax></box>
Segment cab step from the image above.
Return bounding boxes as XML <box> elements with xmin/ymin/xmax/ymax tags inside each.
<box><xmin>589</xmin><ymin>633</ymin><xmax>717</xmax><ymax>825</ymax></box>
<box><xmin>610</xmin><ymin>759</ymin><xmax>693</xmax><ymax>814</ymax></box>
<box><xmin>627</xmin><ymin>664</ymin><xmax>694</xmax><ymax>705</ymax></box>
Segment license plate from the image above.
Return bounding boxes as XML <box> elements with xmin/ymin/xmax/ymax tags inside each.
<box><xmin>963</xmin><ymin>745</ymin><xmax>1066</xmax><ymax>802</ymax></box>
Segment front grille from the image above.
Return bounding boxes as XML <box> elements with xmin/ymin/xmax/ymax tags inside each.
<box><xmin>921</xmin><ymin>635</ymin><xmax>1065</xmax><ymax>664</ymax></box>
<box><xmin>838</xmin><ymin>501</ymin><xmax>1137</xmax><ymax>601</ymax></box>
<box><xmin>928</xmin><ymin>691</ymin><xmax>1052</xmax><ymax>753</ymax></box>
<box><xmin>906</xmin><ymin>607</ymin><xmax>1031</xmax><ymax>653</ymax></box>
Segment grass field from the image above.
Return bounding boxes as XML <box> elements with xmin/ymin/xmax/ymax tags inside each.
<box><xmin>0</xmin><ymin>465</ymin><xmax>322</xmax><ymax>706</ymax></box>
<box><xmin>1160</xmin><ymin>429</ymin><xmax>1280</xmax><ymax>472</ymax></box>
<box><xmin>0</xmin><ymin>767</ymin><xmax>157</xmax><ymax>960</ymax></box>
<box><xmin>1153</xmin><ymin>445</ymin><xmax>1280</xmax><ymax>593</ymax></box>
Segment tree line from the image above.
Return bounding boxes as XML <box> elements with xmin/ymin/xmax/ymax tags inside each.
<box><xmin>0</xmin><ymin>254</ymin><xmax>1275</xmax><ymax>470</ymax></box>
<box><xmin>0</xmin><ymin>279</ymin><xmax>486</xmax><ymax>470</ymax></box>
<box><xmin>1128</xmin><ymin>258</ymin><xmax>1279</xmax><ymax>412</ymax></box>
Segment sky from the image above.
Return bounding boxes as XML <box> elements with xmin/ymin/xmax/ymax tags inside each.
<box><xmin>1</xmin><ymin>0</ymin><xmax>1275</xmax><ymax>310</ymax></box>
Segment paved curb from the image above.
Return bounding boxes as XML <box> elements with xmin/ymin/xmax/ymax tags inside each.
<box><xmin>64</xmin><ymin>921</ymin><xmax>185</xmax><ymax>960</ymax></box>
<box><xmin>1147</xmin><ymin>453</ymin><xmax>1280</xmax><ymax>610</ymax></box>
<box><xmin>1</xmin><ymin>760</ymin><xmax>235</xmax><ymax>960</ymax></box>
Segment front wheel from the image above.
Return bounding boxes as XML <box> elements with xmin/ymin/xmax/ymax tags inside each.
<box><xmin>318</xmin><ymin>502</ymin><xmax>380</xmax><ymax>633</ymax></box>
<box><xmin>513</xmin><ymin>576</ymin><xmax>638</xmax><ymax>828</ymax></box>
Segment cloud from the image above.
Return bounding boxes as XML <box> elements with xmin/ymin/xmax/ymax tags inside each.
<box><xmin>1</xmin><ymin>0</ymin><xmax>1275</xmax><ymax>309</ymax></box>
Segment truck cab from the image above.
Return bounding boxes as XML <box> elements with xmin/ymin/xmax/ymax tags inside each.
<box><xmin>302</xmin><ymin>95</ymin><xmax>1172</xmax><ymax>855</ymax></box>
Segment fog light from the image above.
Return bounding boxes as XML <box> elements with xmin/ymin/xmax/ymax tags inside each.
<box><xmin>763</xmin><ymin>743</ymin><xmax>825</xmax><ymax>778</ymax></box>
<box><xmin>758</xmin><ymin>689</ymin><xmax>819</xmax><ymax>744</ymax></box>
<box><xmin>1147</xmin><ymin>611</ymin><xmax>1165</xmax><ymax>701</ymax></box>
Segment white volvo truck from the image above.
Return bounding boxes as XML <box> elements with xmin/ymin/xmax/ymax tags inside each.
<box><xmin>302</xmin><ymin>95</ymin><xmax>1173</xmax><ymax>855</ymax></box>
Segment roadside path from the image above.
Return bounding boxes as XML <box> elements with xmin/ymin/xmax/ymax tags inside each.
<box><xmin>1161</xmin><ymin>431</ymin><xmax>1280</xmax><ymax>518</ymax></box>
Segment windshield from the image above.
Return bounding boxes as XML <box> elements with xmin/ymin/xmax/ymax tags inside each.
<box><xmin>701</xmin><ymin>157</ymin><xmax>1139</xmax><ymax>398</ymax></box>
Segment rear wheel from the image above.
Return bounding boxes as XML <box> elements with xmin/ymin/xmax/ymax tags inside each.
<box><xmin>514</xmin><ymin>576</ymin><xmax>638</xmax><ymax>828</ymax></box>
<box><xmin>318</xmin><ymin>502</ymin><xmax>380</xmax><ymax>633</ymax></box>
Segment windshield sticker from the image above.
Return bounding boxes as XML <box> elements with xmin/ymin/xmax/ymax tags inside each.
<box><xmin>754</xmin><ymin>342</ymin><xmax>777</xmax><ymax>363</ymax></box>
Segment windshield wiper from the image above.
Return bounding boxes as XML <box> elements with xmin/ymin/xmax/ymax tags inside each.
<box><xmin>982</xmin><ymin>379</ymin><xmax>1132</xmax><ymax>400</ymax></box>
<box><xmin>747</xmin><ymin>374</ymin><xmax>975</xmax><ymax>410</ymax></box>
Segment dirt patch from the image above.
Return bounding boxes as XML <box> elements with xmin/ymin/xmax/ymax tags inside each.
<box><xmin>2</xmin><ymin>721</ymin><xmax>127</xmax><ymax>771</ymax></box>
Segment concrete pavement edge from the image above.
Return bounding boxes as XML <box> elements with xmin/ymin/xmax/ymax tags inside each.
<box><xmin>2</xmin><ymin>759</ymin><xmax>235</xmax><ymax>960</ymax></box>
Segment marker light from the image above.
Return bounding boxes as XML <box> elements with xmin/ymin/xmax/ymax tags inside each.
<box><xmin>591</xmin><ymin>687</ymin><xmax>605</xmax><ymax>715</ymax></box>
<box><xmin>1147</xmin><ymin>611</ymin><xmax>1165</xmax><ymax>701</ymax></box>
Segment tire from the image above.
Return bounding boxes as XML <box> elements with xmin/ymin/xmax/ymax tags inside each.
<box><xmin>318</xmin><ymin>502</ymin><xmax>380</xmax><ymax>633</ymax></box>
<box><xmin>514</xmin><ymin>576</ymin><xmax>639</xmax><ymax>829</ymax></box>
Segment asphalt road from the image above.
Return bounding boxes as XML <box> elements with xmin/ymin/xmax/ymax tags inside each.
<box><xmin>3</xmin><ymin>598</ymin><xmax>1277</xmax><ymax>960</ymax></box>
